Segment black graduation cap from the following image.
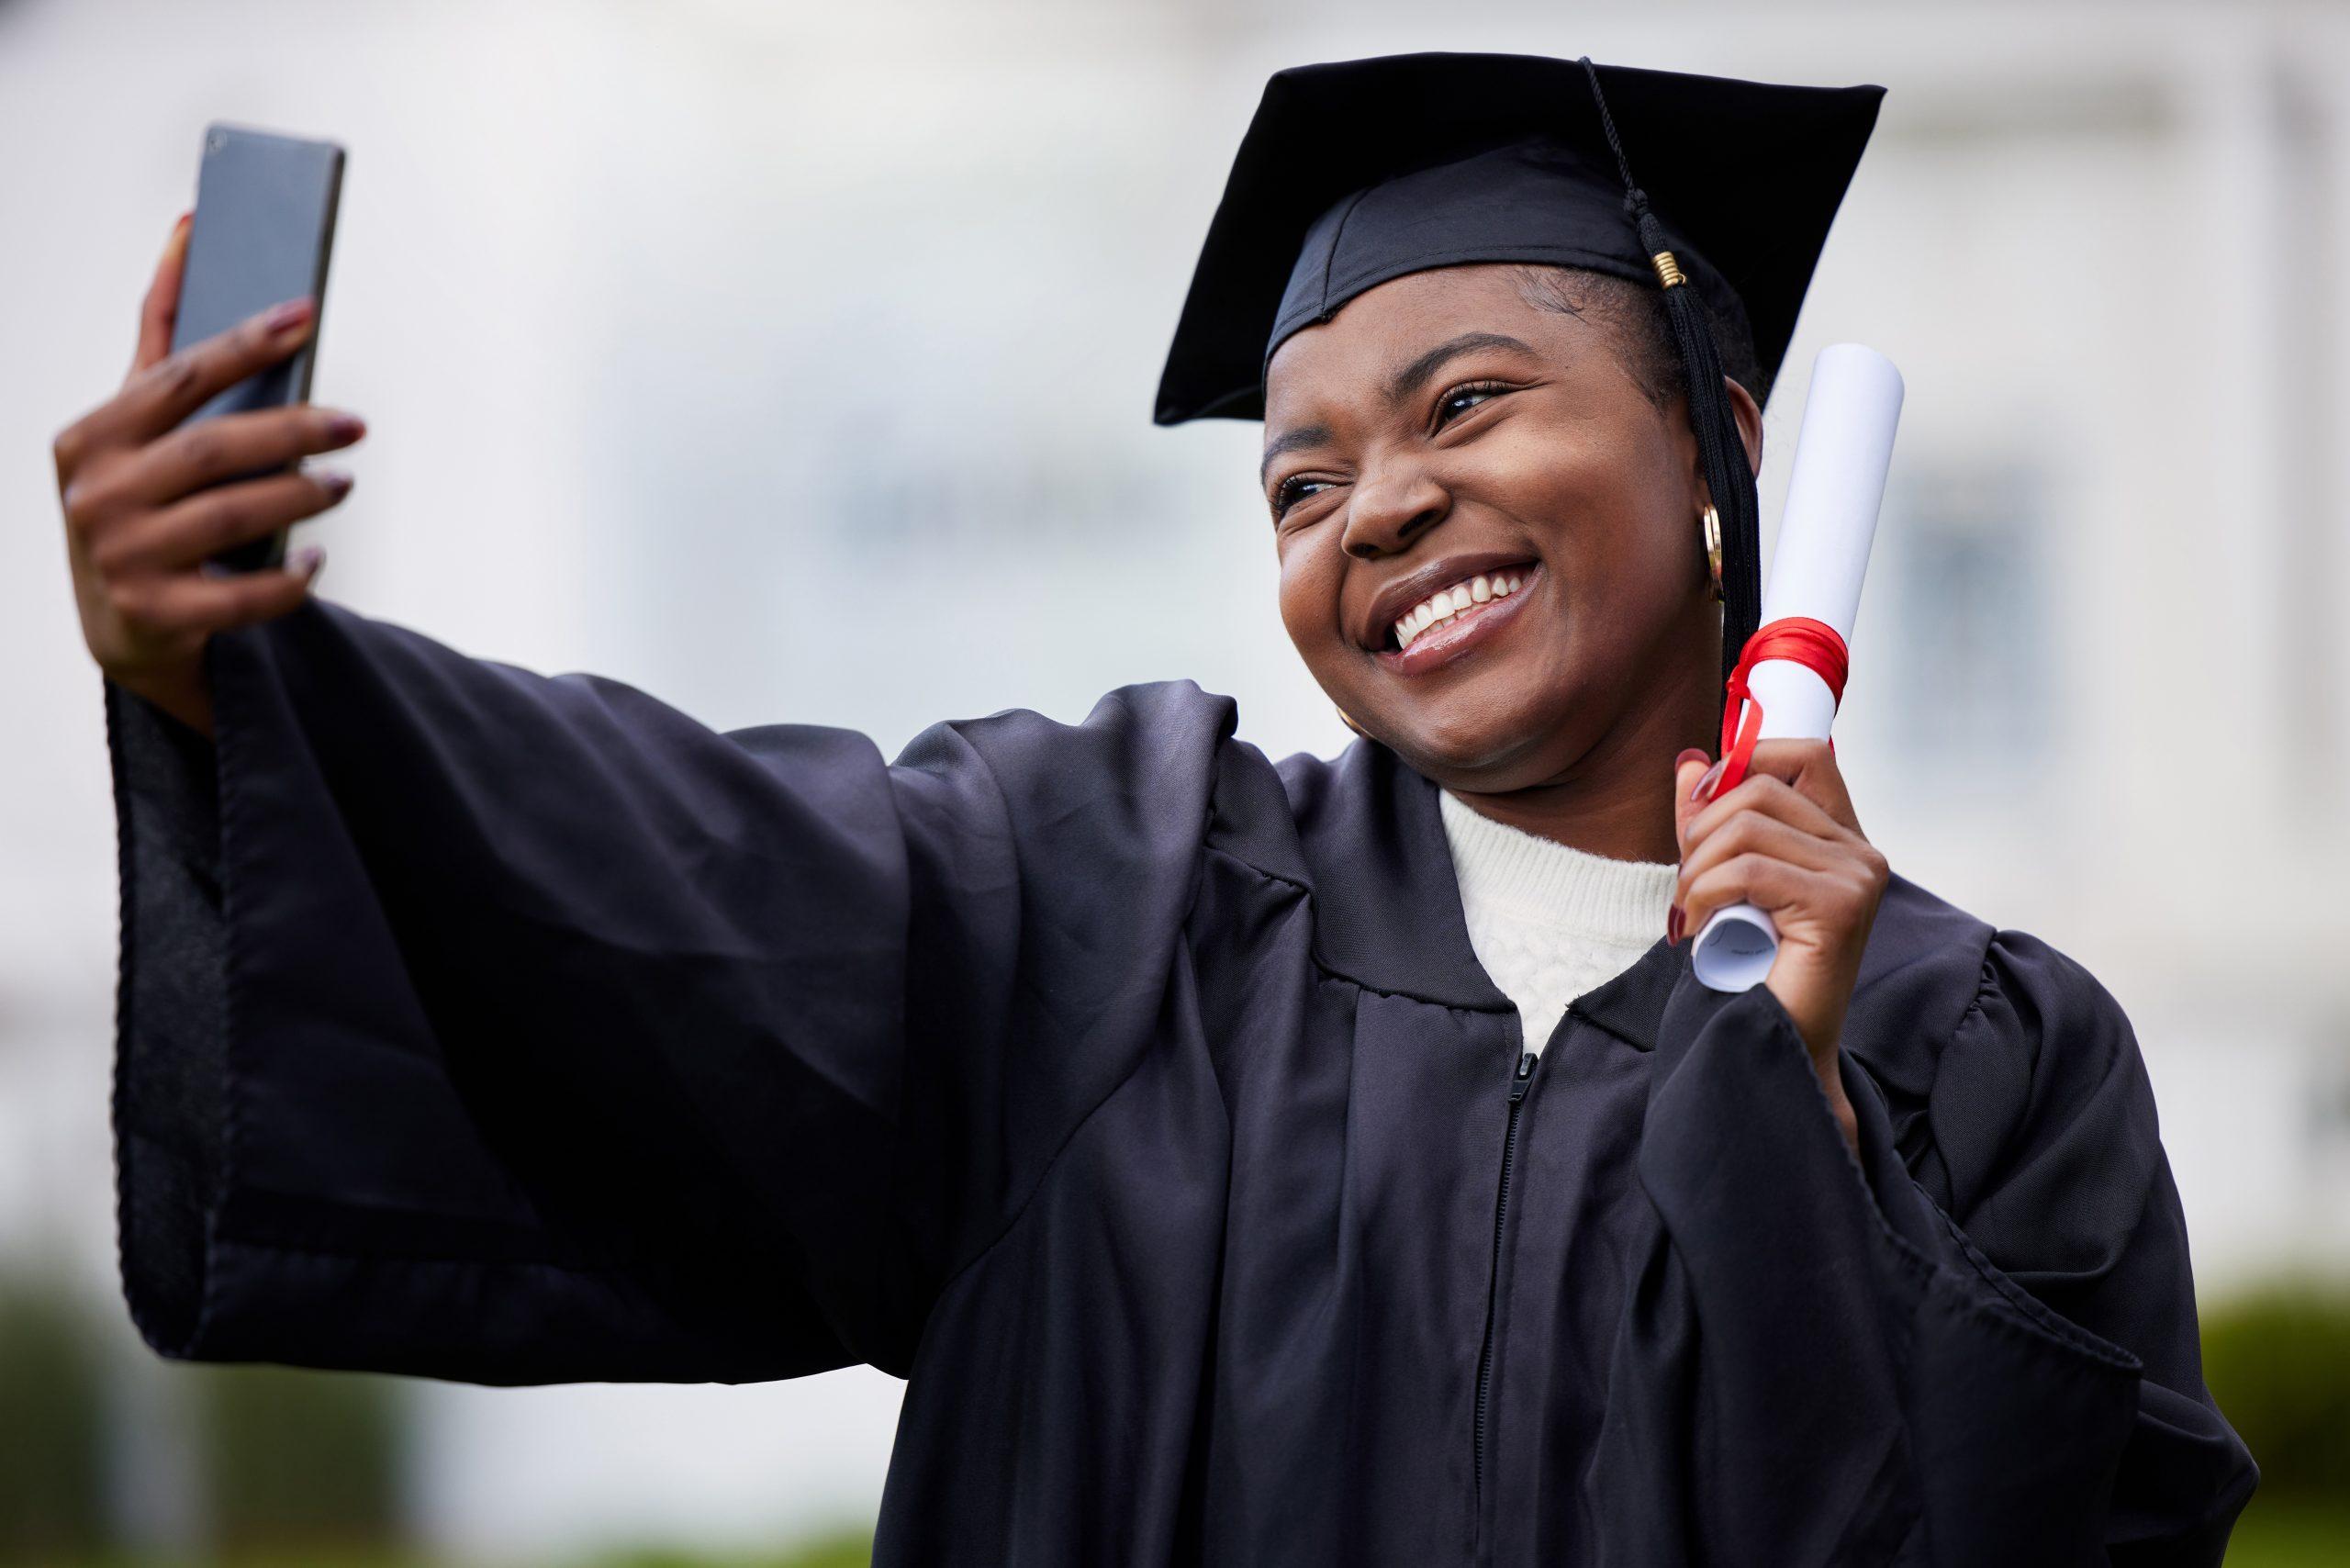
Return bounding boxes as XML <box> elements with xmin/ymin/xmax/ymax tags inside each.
<box><xmin>1154</xmin><ymin>52</ymin><xmax>1884</xmax><ymax>685</ymax></box>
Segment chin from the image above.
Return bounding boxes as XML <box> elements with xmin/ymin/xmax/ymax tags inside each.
<box><xmin>1378</xmin><ymin>692</ymin><xmax>1574</xmax><ymax>786</ymax></box>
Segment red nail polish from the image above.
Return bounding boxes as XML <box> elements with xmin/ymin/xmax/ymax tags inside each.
<box><xmin>1666</xmin><ymin>904</ymin><xmax>1684</xmax><ymax>946</ymax></box>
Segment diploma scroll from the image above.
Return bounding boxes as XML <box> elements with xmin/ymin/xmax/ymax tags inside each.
<box><xmin>1689</xmin><ymin>344</ymin><xmax>1904</xmax><ymax>993</ymax></box>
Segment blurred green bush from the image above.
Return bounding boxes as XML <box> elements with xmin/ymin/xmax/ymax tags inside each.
<box><xmin>0</xmin><ymin>1282</ymin><xmax>109</xmax><ymax>1562</ymax></box>
<box><xmin>186</xmin><ymin>1361</ymin><xmax>406</xmax><ymax>1554</ymax></box>
<box><xmin>2200</xmin><ymin>1279</ymin><xmax>2350</xmax><ymax>1565</ymax></box>
<box><xmin>0</xmin><ymin>1276</ymin><xmax>404</xmax><ymax>1563</ymax></box>
<box><xmin>2202</xmin><ymin>1279</ymin><xmax>2350</xmax><ymax>1501</ymax></box>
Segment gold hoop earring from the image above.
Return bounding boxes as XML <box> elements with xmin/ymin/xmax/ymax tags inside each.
<box><xmin>1336</xmin><ymin>705</ymin><xmax>1369</xmax><ymax>738</ymax></box>
<box><xmin>1699</xmin><ymin>503</ymin><xmax>1725</xmax><ymax>603</ymax></box>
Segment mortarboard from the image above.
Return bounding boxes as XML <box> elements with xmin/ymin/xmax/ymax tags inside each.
<box><xmin>1155</xmin><ymin>52</ymin><xmax>1885</xmax><ymax>685</ymax></box>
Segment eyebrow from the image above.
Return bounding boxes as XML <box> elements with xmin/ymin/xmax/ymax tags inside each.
<box><xmin>1259</xmin><ymin>422</ymin><xmax>1334</xmax><ymax>487</ymax></box>
<box><xmin>1259</xmin><ymin>331</ymin><xmax>1540</xmax><ymax>488</ymax></box>
<box><xmin>1382</xmin><ymin>331</ymin><xmax>1539</xmax><ymax>408</ymax></box>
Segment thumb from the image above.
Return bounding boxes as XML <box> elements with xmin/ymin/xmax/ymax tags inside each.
<box><xmin>1672</xmin><ymin>747</ymin><xmax>1714</xmax><ymax>855</ymax></box>
<box><xmin>129</xmin><ymin>210</ymin><xmax>192</xmax><ymax>381</ymax></box>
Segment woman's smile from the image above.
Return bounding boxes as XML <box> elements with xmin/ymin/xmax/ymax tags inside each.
<box><xmin>1372</xmin><ymin>561</ymin><xmax>1543</xmax><ymax>676</ymax></box>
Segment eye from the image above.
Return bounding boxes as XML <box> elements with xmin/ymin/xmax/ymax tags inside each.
<box><xmin>1271</xmin><ymin>474</ymin><xmax>1337</xmax><ymax>518</ymax></box>
<box><xmin>1433</xmin><ymin>379</ymin><xmax>1513</xmax><ymax>431</ymax></box>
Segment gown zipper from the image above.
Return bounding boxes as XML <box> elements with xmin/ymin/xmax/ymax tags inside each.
<box><xmin>1472</xmin><ymin>1047</ymin><xmax>1539</xmax><ymax>1505</ymax></box>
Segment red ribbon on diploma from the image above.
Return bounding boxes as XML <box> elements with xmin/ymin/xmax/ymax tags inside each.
<box><xmin>1715</xmin><ymin>616</ymin><xmax>1852</xmax><ymax>796</ymax></box>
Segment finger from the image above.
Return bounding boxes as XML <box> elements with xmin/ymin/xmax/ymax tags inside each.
<box><xmin>1737</xmin><ymin>738</ymin><xmax>1861</xmax><ymax>834</ymax></box>
<box><xmin>93</xmin><ymin>404</ymin><xmax>364</xmax><ymax>512</ymax></box>
<box><xmin>129</xmin><ymin>211</ymin><xmax>194</xmax><ymax>380</ymax></box>
<box><xmin>1674</xmin><ymin>808</ymin><xmax>1848</xmax><ymax>907</ymax></box>
<box><xmin>121</xmin><ymin>552</ymin><xmax>323</xmax><ymax>637</ymax></box>
<box><xmin>94</xmin><ymin>467</ymin><xmax>352</xmax><ymax>576</ymax></box>
<box><xmin>103</xmin><ymin>295</ymin><xmax>316</xmax><ymax>448</ymax></box>
<box><xmin>1684</xmin><ymin>771</ymin><xmax>1848</xmax><ymax>859</ymax></box>
<box><xmin>1680</xmin><ymin>853</ymin><xmax>1830</xmax><ymax>935</ymax></box>
<box><xmin>1672</xmin><ymin>750</ymin><xmax>1717</xmax><ymax>850</ymax></box>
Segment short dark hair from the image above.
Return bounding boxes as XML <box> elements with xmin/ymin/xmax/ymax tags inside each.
<box><xmin>1512</xmin><ymin>264</ymin><xmax>1765</xmax><ymax>412</ymax></box>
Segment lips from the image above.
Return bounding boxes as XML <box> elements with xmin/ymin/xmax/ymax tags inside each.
<box><xmin>1372</xmin><ymin>562</ymin><xmax>1542</xmax><ymax>675</ymax></box>
<box><xmin>1360</xmin><ymin>551</ymin><xmax>1539</xmax><ymax>652</ymax></box>
<box><xmin>1388</xmin><ymin>567</ymin><xmax>1528</xmax><ymax>651</ymax></box>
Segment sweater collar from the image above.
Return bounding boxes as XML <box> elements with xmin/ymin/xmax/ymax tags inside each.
<box><xmin>1436</xmin><ymin>787</ymin><xmax>1679</xmax><ymax>950</ymax></box>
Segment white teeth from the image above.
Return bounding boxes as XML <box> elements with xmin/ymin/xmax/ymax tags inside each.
<box><xmin>1390</xmin><ymin>568</ymin><xmax>1534</xmax><ymax>650</ymax></box>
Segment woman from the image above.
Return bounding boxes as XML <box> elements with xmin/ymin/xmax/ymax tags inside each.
<box><xmin>59</xmin><ymin>51</ymin><xmax>2252</xmax><ymax>1567</ymax></box>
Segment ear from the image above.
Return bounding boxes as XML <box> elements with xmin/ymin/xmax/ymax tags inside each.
<box><xmin>1724</xmin><ymin>375</ymin><xmax>1763</xmax><ymax>476</ymax></box>
<box><xmin>1685</xmin><ymin>376</ymin><xmax>1767</xmax><ymax>516</ymax></box>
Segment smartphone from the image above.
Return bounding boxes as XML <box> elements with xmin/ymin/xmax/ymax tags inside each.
<box><xmin>169</xmin><ymin>122</ymin><xmax>345</xmax><ymax>573</ymax></box>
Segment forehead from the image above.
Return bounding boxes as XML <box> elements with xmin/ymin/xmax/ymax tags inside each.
<box><xmin>1261</xmin><ymin>263</ymin><xmax>1590</xmax><ymax>426</ymax></box>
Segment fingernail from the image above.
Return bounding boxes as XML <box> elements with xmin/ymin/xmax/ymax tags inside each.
<box><xmin>315</xmin><ymin>467</ymin><xmax>354</xmax><ymax>498</ymax></box>
<box><xmin>290</xmin><ymin>543</ymin><xmax>325</xmax><ymax>578</ymax></box>
<box><xmin>324</xmin><ymin>411</ymin><xmax>366</xmax><ymax>442</ymax></box>
<box><xmin>1673</xmin><ymin>746</ymin><xmax>1709</xmax><ymax>774</ymax></box>
<box><xmin>1666</xmin><ymin>904</ymin><xmax>1685</xmax><ymax>946</ymax></box>
<box><xmin>1689</xmin><ymin>758</ymin><xmax>1727</xmax><ymax>802</ymax></box>
<box><xmin>265</xmin><ymin>297</ymin><xmax>314</xmax><ymax>333</ymax></box>
<box><xmin>163</xmin><ymin>211</ymin><xmax>192</xmax><ymax>260</ymax></box>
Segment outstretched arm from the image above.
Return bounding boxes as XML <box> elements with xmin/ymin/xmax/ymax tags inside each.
<box><xmin>84</xmin><ymin>217</ymin><xmax>1235</xmax><ymax>1388</ymax></box>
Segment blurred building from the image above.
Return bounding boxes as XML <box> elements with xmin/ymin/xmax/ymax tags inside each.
<box><xmin>1</xmin><ymin>0</ymin><xmax>2345</xmax><ymax>1558</ymax></box>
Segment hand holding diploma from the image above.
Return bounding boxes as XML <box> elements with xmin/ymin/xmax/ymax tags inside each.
<box><xmin>1665</xmin><ymin>344</ymin><xmax>1905</xmax><ymax>1148</ymax></box>
<box><xmin>1672</xmin><ymin>737</ymin><xmax>1887</xmax><ymax>1149</ymax></box>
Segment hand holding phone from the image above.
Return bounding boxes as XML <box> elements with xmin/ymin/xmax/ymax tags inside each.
<box><xmin>53</xmin><ymin>128</ymin><xmax>362</xmax><ymax>737</ymax></box>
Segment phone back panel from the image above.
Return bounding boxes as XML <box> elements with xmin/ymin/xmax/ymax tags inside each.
<box><xmin>172</xmin><ymin>123</ymin><xmax>344</xmax><ymax>422</ymax></box>
<box><xmin>170</xmin><ymin>123</ymin><xmax>343</xmax><ymax>570</ymax></box>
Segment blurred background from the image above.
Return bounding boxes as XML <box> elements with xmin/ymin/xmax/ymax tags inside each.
<box><xmin>3</xmin><ymin>0</ymin><xmax>2347</xmax><ymax>1562</ymax></box>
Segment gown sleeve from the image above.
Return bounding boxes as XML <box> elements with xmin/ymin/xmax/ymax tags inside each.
<box><xmin>103</xmin><ymin>598</ymin><xmax>1228</xmax><ymax>1386</ymax></box>
<box><xmin>1606</xmin><ymin>927</ymin><xmax>2258</xmax><ymax>1567</ymax></box>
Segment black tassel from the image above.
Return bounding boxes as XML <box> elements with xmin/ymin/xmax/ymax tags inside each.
<box><xmin>1579</xmin><ymin>60</ymin><xmax>1763</xmax><ymax>689</ymax></box>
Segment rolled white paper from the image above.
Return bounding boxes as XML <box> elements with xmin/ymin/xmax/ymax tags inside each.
<box><xmin>1691</xmin><ymin>344</ymin><xmax>1904</xmax><ymax>993</ymax></box>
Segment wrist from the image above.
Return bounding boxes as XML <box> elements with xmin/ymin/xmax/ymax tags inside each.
<box><xmin>1754</xmin><ymin>970</ymin><xmax>1860</xmax><ymax>1154</ymax></box>
<box><xmin>1814</xmin><ymin>1054</ymin><xmax>1859</xmax><ymax>1154</ymax></box>
<box><xmin>118</xmin><ymin>666</ymin><xmax>214</xmax><ymax>740</ymax></box>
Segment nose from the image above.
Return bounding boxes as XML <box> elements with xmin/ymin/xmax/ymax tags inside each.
<box><xmin>1339</xmin><ymin>458</ymin><xmax>1449</xmax><ymax>559</ymax></box>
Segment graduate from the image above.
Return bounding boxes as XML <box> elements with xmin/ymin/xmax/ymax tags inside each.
<box><xmin>59</xmin><ymin>51</ymin><xmax>2255</xmax><ymax>1566</ymax></box>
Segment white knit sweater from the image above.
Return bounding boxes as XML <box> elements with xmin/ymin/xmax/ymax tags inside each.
<box><xmin>1437</xmin><ymin>790</ymin><xmax>1680</xmax><ymax>1057</ymax></box>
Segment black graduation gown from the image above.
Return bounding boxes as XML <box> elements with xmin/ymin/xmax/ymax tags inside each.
<box><xmin>104</xmin><ymin>598</ymin><xmax>2255</xmax><ymax>1566</ymax></box>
